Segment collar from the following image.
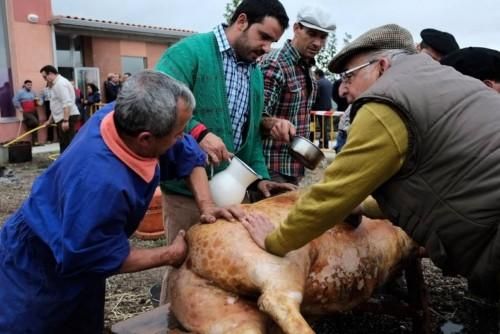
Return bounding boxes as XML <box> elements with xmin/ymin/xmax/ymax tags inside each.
<box><xmin>214</xmin><ymin>23</ymin><xmax>232</xmax><ymax>54</ymax></box>
<box><xmin>100</xmin><ymin>111</ymin><xmax>158</xmax><ymax>183</ymax></box>
<box><xmin>284</xmin><ymin>39</ymin><xmax>316</xmax><ymax>67</ymax></box>
<box><xmin>213</xmin><ymin>23</ymin><xmax>256</xmax><ymax>66</ymax></box>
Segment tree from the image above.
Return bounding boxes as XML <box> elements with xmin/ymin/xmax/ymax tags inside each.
<box><xmin>315</xmin><ymin>31</ymin><xmax>352</xmax><ymax>80</ymax></box>
<box><xmin>342</xmin><ymin>32</ymin><xmax>353</xmax><ymax>48</ymax></box>
<box><xmin>315</xmin><ymin>32</ymin><xmax>338</xmax><ymax>80</ymax></box>
<box><xmin>223</xmin><ymin>0</ymin><xmax>242</xmax><ymax>23</ymax></box>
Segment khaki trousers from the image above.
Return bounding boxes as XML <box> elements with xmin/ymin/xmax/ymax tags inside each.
<box><xmin>159</xmin><ymin>192</ymin><xmax>200</xmax><ymax>305</ymax></box>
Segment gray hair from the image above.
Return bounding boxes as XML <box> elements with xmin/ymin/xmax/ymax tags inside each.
<box><xmin>363</xmin><ymin>49</ymin><xmax>412</xmax><ymax>64</ymax></box>
<box><xmin>114</xmin><ymin>70</ymin><xmax>195</xmax><ymax>137</ymax></box>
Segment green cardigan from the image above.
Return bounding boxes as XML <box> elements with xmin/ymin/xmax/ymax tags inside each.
<box><xmin>155</xmin><ymin>32</ymin><xmax>270</xmax><ymax>196</ymax></box>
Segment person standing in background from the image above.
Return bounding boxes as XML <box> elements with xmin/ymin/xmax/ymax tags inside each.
<box><xmin>104</xmin><ymin>73</ymin><xmax>120</xmax><ymax>103</ymax></box>
<box><xmin>417</xmin><ymin>28</ymin><xmax>459</xmax><ymax>61</ymax></box>
<box><xmin>40</xmin><ymin>82</ymin><xmax>55</xmax><ymax>144</ymax></box>
<box><xmin>12</xmin><ymin>80</ymin><xmax>40</xmax><ymax>145</ymax></box>
<box><xmin>82</xmin><ymin>83</ymin><xmax>101</xmax><ymax>122</ymax></box>
<box><xmin>311</xmin><ymin>68</ymin><xmax>333</xmax><ymax>148</ymax></box>
<box><xmin>331</xmin><ymin>79</ymin><xmax>350</xmax><ymax>152</ymax></box>
<box><xmin>441</xmin><ymin>47</ymin><xmax>500</xmax><ymax>93</ymax></box>
<box><xmin>40</xmin><ymin>65</ymin><xmax>80</xmax><ymax>153</ymax></box>
<box><xmin>259</xmin><ymin>5</ymin><xmax>335</xmax><ymax>184</ymax></box>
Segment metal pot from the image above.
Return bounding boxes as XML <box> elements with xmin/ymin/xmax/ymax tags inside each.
<box><xmin>288</xmin><ymin>136</ymin><xmax>325</xmax><ymax>170</ymax></box>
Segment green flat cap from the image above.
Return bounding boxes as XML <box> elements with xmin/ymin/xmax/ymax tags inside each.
<box><xmin>328</xmin><ymin>24</ymin><xmax>417</xmax><ymax>73</ymax></box>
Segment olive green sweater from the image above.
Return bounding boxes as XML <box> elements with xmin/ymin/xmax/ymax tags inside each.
<box><xmin>265</xmin><ymin>102</ymin><xmax>408</xmax><ymax>255</ymax></box>
<box><xmin>155</xmin><ymin>32</ymin><xmax>270</xmax><ymax>196</ymax></box>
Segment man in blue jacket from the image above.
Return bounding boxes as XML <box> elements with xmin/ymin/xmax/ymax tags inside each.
<box><xmin>0</xmin><ymin>71</ymin><xmax>240</xmax><ymax>333</ymax></box>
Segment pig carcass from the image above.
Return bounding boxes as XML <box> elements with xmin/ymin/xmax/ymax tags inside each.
<box><xmin>167</xmin><ymin>191</ymin><xmax>417</xmax><ymax>334</ymax></box>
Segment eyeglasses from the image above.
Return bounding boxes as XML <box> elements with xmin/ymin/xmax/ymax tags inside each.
<box><xmin>339</xmin><ymin>59</ymin><xmax>378</xmax><ymax>83</ymax></box>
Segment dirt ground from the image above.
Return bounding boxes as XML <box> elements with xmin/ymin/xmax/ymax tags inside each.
<box><xmin>0</xmin><ymin>154</ymin><xmax>498</xmax><ymax>334</ymax></box>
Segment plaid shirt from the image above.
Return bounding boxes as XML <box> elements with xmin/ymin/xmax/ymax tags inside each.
<box><xmin>213</xmin><ymin>24</ymin><xmax>253</xmax><ymax>151</ymax></box>
<box><xmin>260</xmin><ymin>40</ymin><xmax>317</xmax><ymax>177</ymax></box>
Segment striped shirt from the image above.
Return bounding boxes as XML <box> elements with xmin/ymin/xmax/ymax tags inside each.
<box><xmin>260</xmin><ymin>40</ymin><xmax>317</xmax><ymax>177</ymax></box>
<box><xmin>213</xmin><ymin>24</ymin><xmax>253</xmax><ymax>151</ymax></box>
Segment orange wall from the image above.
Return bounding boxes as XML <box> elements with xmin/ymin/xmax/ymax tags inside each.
<box><xmin>1</xmin><ymin>0</ymin><xmax>173</xmax><ymax>143</ymax></box>
<box><xmin>1</xmin><ymin>0</ymin><xmax>53</xmax><ymax>143</ymax></box>
<box><xmin>8</xmin><ymin>0</ymin><xmax>53</xmax><ymax>95</ymax></box>
<box><xmin>91</xmin><ymin>38</ymin><xmax>169</xmax><ymax>94</ymax></box>
<box><xmin>146</xmin><ymin>43</ymin><xmax>169</xmax><ymax>69</ymax></box>
<box><xmin>91</xmin><ymin>38</ymin><xmax>122</xmax><ymax>92</ymax></box>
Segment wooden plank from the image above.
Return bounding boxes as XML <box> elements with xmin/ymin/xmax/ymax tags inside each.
<box><xmin>111</xmin><ymin>304</ymin><xmax>169</xmax><ymax>334</ymax></box>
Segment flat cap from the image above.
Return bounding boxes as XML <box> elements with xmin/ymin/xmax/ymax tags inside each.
<box><xmin>297</xmin><ymin>6</ymin><xmax>336</xmax><ymax>34</ymax></box>
<box><xmin>440</xmin><ymin>47</ymin><xmax>500</xmax><ymax>81</ymax></box>
<box><xmin>420</xmin><ymin>28</ymin><xmax>459</xmax><ymax>56</ymax></box>
<box><xmin>328</xmin><ymin>24</ymin><xmax>416</xmax><ymax>73</ymax></box>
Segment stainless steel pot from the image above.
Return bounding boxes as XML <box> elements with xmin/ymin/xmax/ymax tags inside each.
<box><xmin>288</xmin><ymin>136</ymin><xmax>325</xmax><ymax>170</ymax></box>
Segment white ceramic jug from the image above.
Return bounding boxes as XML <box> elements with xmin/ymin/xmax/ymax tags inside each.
<box><xmin>209</xmin><ymin>157</ymin><xmax>260</xmax><ymax>208</ymax></box>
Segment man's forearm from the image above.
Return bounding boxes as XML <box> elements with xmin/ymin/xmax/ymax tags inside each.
<box><xmin>187</xmin><ymin>166</ymin><xmax>214</xmax><ymax>211</ymax></box>
<box><xmin>119</xmin><ymin>247</ymin><xmax>173</xmax><ymax>273</ymax></box>
<box><xmin>63</xmin><ymin>106</ymin><xmax>70</xmax><ymax>120</ymax></box>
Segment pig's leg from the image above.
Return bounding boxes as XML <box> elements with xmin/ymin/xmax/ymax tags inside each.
<box><xmin>255</xmin><ymin>251</ymin><xmax>315</xmax><ymax>334</ymax></box>
<box><xmin>169</xmin><ymin>264</ymin><xmax>270</xmax><ymax>334</ymax></box>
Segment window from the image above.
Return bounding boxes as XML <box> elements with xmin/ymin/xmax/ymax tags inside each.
<box><xmin>0</xmin><ymin>1</ymin><xmax>14</xmax><ymax>119</ymax></box>
<box><xmin>55</xmin><ymin>34</ymin><xmax>83</xmax><ymax>81</ymax></box>
<box><xmin>121</xmin><ymin>56</ymin><xmax>147</xmax><ymax>75</ymax></box>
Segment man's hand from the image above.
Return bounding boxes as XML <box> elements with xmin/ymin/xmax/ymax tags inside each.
<box><xmin>199</xmin><ymin>204</ymin><xmax>246</xmax><ymax>223</ymax></box>
<box><xmin>257</xmin><ymin>180</ymin><xmax>298</xmax><ymax>198</ymax></box>
<box><xmin>162</xmin><ymin>230</ymin><xmax>188</xmax><ymax>268</ymax></box>
<box><xmin>240</xmin><ymin>213</ymin><xmax>276</xmax><ymax>250</ymax></box>
<box><xmin>16</xmin><ymin>109</ymin><xmax>23</xmax><ymax>121</ymax></box>
<box><xmin>61</xmin><ymin>121</ymin><xmax>70</xmax><ymax>132</ymax></box>
<box><xmin>261</xmin><ymin>116</ymin><xmax>296</xmax><ymax>143</ymax></box>
<box><xmin>199</xmin><ymin>132</ymin><xmax>232</xmax><ymax>165</ymax></box>
<box><xmin>270</xmin><ymin>118</ymin><xmax>296</xmax><ymax>143</ymax></box>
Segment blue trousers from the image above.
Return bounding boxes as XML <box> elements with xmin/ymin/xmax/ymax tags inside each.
<box><xmin>0</xmin><ymin>213</ymin><xmax>105</xmax><ymax>334</ymax></box>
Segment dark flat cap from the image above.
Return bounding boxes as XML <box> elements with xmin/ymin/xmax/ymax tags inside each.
<box><xmin>328</xmin><ymin>24</ymin><xmax>417</xmax><ymax>73</ymax></box>
<box><xmin>440</xmin><ymin>47</ymin><xmax>500</xmax><ymax>81</ymax></box>
<box><xmin>420</xmin><ymin>28</ymin><xmax>459</xmax><ymax>56</ymax></box>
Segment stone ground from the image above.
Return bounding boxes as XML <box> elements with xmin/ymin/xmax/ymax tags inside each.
<box><xmin>0</xmin><ymin>155</ymin><xmax>497</xmax><ymax>334</ymax></box>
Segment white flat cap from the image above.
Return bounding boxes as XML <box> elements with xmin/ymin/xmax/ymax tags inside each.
<box><xmin>297</xmin><ymin>6</ymin><xmax>336</xmax><ymax>34</ymax></box>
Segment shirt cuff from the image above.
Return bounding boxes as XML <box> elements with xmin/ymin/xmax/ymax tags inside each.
<box><xmin>190</xmin><ymin>124</ymin><xmax>207</xmax><ymax>141</ymax></box>
<box><xmin>265</xmin><ymin>231</ymin><xmax>289</xmax><ymax>257</ymax></box>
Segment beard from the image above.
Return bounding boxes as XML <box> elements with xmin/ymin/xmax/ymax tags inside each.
<box><xmin>233</xmin><ymin>32</ymin><xmax>264</xmax><ymax>63</ymax></box>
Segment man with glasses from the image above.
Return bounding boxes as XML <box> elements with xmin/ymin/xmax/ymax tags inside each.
<box><xmin>259</xmin><ymin>5</ymin><xmax>336</xmax><ymax>186</ymax></box>
<box><xmin>241</xmin><ymin>24</ymin><xmax>500</xmax><ymax>306</ymax></box>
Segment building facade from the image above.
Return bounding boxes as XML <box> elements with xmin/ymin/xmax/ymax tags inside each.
<box><xmin>0</xmin><ymin>0</ymin><xmax>193</xmax><ymax>143</ymax></box>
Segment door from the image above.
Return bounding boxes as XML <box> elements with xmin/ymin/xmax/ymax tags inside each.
<box><xmin>74</xmin><ymin>67</ymin><xmax>100</xmax><ymax>100</ymax></box>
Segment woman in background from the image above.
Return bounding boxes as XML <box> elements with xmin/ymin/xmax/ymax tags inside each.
<box><xmin>83</xmin><ymin>83</ymin><xmax>101</xmax><ymax>122</ymax></box>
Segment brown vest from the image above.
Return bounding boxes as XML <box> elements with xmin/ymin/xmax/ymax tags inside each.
<box><xmin>351</xmin><ymin>54</ymin><xmax>500</xmax><ymax>295</ymax></box>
